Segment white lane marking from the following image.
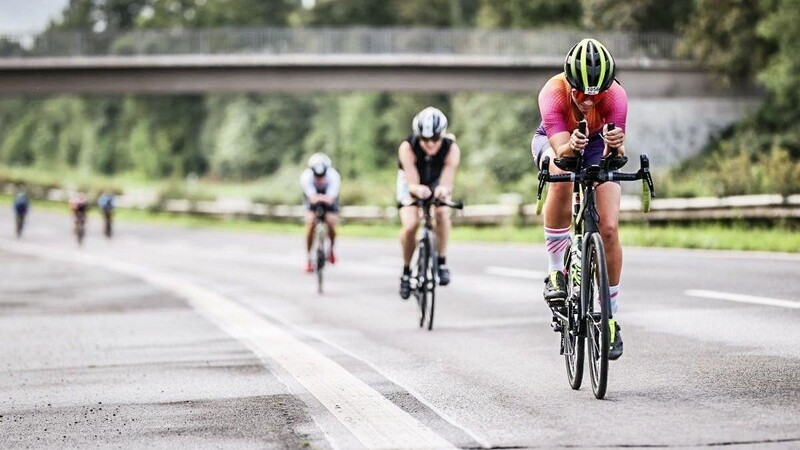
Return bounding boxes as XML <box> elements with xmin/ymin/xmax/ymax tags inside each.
<box><xmin>485</xmin><ymin>266</ymin><xmax>545</xmax><ymax>280</ymax></box>
<box><xmin>237</xmin><ymin>295</ymin><xmax>493</xmax><ymax>450</ymax></box>
<box><xmin>1</xmin><ymin>241</ymin><xmax>456</xmax><ymax>450</ymax></box>
<box><xmin>685</xmin><ymin>290</ymin><xmax>800</xmax><ymax>309</ymax></box>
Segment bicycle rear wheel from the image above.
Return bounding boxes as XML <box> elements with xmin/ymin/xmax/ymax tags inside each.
<box><xmin>584</xmin><ymin>233</ymin><xmax>610</xmax><ymax>399</ymax></box>
<box><xmin>563</xmin><ymin>246</ymin><xmax>584</xmax><ymax>389</ymax></box>
<box><xmin>564</xmin><ymin>303</ymin><xmax>584</xmax><ymax>389</ymax></box>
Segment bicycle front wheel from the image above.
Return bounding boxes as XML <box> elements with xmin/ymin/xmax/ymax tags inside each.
<box><xmin>316</xmin><ymin>247</ymin><xmax>325</xmax><ymax>294</ymax></box>
<box><xmin>416</xmin><ymin>240</ymin><xmax>429</xmax><ymax>328</ymax></box>
<box><xmin>423</xmin><ymin>284</ymin><xmax>435</xmax><ymax>331</ymax></box>
<box><xmin>584</xmin><ymin>232</ymin><xmax>610</xmax><ymax>399</ymax></box>
<box><xmin>15</xmin><ymin>215</ymin><xmax>24</xmax><ymax>238</ymax></box>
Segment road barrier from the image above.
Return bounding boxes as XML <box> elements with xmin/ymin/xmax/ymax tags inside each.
<box><xmin>115</xmin><ymin>193</ymin><xmax>800</xmax><ymax>225</ymax></box>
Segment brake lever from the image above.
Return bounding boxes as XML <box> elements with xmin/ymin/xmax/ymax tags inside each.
<box><xmin>639</xmin><ymin>154</ymin><xmax>656</xmax><ymax>197</ymax></box>
<box><xmin>537</xmin><ymin>156</ymin><xmax>550</xmax><ymax>200</ymax></box>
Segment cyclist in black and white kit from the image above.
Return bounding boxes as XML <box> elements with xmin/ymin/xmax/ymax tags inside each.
<box><xmin>397</xmin><ymin>107</ymin><xmax>462</xmax><ymax>300</ymax></box>
<box><xmin>300</xmin><ymin>153</ymin><xmax>341</xmax><ymax>273</ymax></box>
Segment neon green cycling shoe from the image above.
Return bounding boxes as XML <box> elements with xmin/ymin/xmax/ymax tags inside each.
<box><xmin>608</xmin><ymin>319</ymin><xmax>623</xmax><ymax>361</ymax></box>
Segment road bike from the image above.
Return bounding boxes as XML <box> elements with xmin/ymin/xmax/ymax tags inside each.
<box><xmin>408</xmin><ymin>197</ymin><xmax>463</xmax><ymax>331</ymax></box>
<box><xmin>14</xmin><ymin>210</ymin><xmax>26</xmax><ymax>238</ymax></box>
<box><xmin>102</xmin><ymin>209</ymin><xmax>113</xmax><ymax>238</ymax></box>
<box><xmin>74</xmin><ymin>208</ymin><xmax>87</xmax><ymax>245</ymax></box>
<box><xmin>535</xmin><ymin>124</ymin><xmax>655</xmax><ymax>399</ymax></box>
<box><xmin>311</xmin><ymin>203</ymin><xmax>329</xmax><ymax>294</ymax></box>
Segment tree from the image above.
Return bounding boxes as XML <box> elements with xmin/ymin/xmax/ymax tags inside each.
<box><xmin>679</xmin><ymin>0</ymin><xmax>772</xmax><ymax>88</ymax></box>
<box><xmin>476</xmin><ymin>0</ymin><xmax>579</xmax><ymax>28</ymax></box>
<box><xmin>756</xmin><ymin>0</ymin><xmax>800</xmax><ymax>138</ymax></box>
<box><xmin>581</xmin><ymin>0</ymin><xmax>692</xmax><ymax>32</ymax></box>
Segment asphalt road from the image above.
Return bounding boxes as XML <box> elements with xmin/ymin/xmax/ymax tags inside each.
<box><xmin>1</xmin><ymin>210</ymin><xmax>799</xmax><ymax>449</ymax></box>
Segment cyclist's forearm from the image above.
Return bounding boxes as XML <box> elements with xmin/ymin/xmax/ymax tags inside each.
<box><xmin>438</xmin><ymin>161</ymin><xmax>456</xmax><ymax>191</ymax></box>
<box><xmin>554</xmin><ymin>142</ymin><xmax>575</xmax><ymax>158</ymax></box>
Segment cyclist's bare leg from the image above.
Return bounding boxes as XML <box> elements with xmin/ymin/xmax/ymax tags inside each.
<box><xmin>325</xmin><ymin>213</ymin><xmax>338</xmax><ymax>249</ymax></box>
<box><xmin>304</xmin><ymin>211</ymin><xmax>316</xmax><ymax>255</ymax></box>
<box><xmin>433</xmin><ymin>206</ymin><xmax>451</xmax><ymax>258</ymax></box>
<box><xmin>595</xmin><ymin>182</ymin><xmax>622</xmax><ymax>285</ymax></box>
<box><xmin>540</xmin><ymin>148</ymin><xmax>572</xmax><ymax>229</ymax></box>
<box><xmin>399</xmin><ymin>206</ymin><xmax>420</xmax><ymax>266</ymax></box>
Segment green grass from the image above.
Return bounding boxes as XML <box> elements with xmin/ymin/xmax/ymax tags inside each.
<box><xmin>4</xmin><ymin>195</ymin><xmax>798</xmax><ymax>253</ymax></box>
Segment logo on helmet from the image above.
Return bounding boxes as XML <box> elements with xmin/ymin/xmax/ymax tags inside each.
<box><xmin>585</xmin><ymin>86</ymin><xmax>600</xmax><ymax>95</ymax></box>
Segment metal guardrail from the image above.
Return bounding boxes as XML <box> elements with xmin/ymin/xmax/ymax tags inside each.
<box><xmin>0</xmin><ymin>27</ymin><xmax>684</xmax><ymax>61</ymax></box>
<box><xmin>100</xmin><ymin>193</ymin><xmax>800</xmax><ymax>224</ymax></box>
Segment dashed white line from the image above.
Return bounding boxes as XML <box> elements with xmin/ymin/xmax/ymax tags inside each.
<box><xmin>685</xmin><ymin>290</ymin><xmax>800</xmax><ymax>309</ymax></box>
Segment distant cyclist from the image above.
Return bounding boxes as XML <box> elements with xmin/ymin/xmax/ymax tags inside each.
<box><xmin>98</xmin><ymin>191</ymin><xmax>115</xmax><ymax>238</ymax></box>
<box><xmin>69</xmin><ymin>193</ymin><xmax>90</xmax><ymax>242</ymax></box>
<box><xmin>300</xmin><ymin>153</ymin><xmax>341</xmax><ymax>273</ymax></box>
<box><xmin>397</xmin><ymin>106</ymin><xmax>462</xmax><ymax>300</ymax></box>
<box><xmin>531</xmin><ymin>38</ymin><xmax>627</xmax><ymax>359</ymax></box>
<box><xmin>13</xmin><ymin>189</ymin><xmax>29</xmax><ymax>238</ymax></box>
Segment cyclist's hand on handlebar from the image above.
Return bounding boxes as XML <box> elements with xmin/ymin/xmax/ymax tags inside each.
<box><xmin>602</xmin><ymin>124</ymin><xmax>625</xmax><ymax>156</ymax></box>
<box><xmin>414</xmin><ymin>185</ymin><xmax>432</xmax><ymax>200</ymax></box>
<box><xmin>568</xmin><ymin>127</ymin><xmax>588</xmax><ymax>154</ymax></box>
<box><xmin>433</xmin><ymin>185</ymin><xmax>450</xmax><ymax>200</ymax></box>
<box><xmin>311</xmin><ymin>194</ymin><xmax>332</xmax><ymax>205</ymax></box>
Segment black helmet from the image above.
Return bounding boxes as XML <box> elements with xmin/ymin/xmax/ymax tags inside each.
<box><xmin>564</xmin><ymin>38</ymin><xmax>616</xmax><ymax>95</ymax></box>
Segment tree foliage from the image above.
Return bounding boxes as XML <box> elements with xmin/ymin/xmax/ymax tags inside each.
<box><xmin>581</xmin><ymin>0</ymin><xmax>692</xmax><ymax>32</ymax></box>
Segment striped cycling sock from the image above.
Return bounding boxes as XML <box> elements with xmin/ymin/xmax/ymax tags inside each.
<box><xmin>544</xmin><ymin>226</ymin><xmax>571</xmax><ymax>273</ymax></box>
<box><xmin>610</xmin><ymin>284</ymin><xmax>620</xmax><ymax>315</ymax></box>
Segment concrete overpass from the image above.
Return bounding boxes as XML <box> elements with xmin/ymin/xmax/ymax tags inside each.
<box><xmin>0</xmin><ymin>28</ymin><xmax>754</xmax><ymax>97</ymax></box>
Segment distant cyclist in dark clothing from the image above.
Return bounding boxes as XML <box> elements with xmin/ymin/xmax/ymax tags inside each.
<box><xmin>13</xmin><ymin>190</ymin><xmax>29</xmax><ymax>237</ymax></box>
<box><xmin>397</xmin><ymin>107</ymin><xmax>461</xmax><ymax>300</ymax></box>
<box><xmin>98</xmin><ymin>191</ymin><xmax>115</xmax><ymax>238</ymax></box>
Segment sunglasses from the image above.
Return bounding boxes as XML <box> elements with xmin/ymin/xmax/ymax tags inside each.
<box><xmin>420</xmin><ymin>135</ymin><xmax>441</xmax><ymax>143</ymax></box>
<box><xmin>571</xmin><ymin>89</ymin><xmax>604</xmax><ymax>103</ymax></box>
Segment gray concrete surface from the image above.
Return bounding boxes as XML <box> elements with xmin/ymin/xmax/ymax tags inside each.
<box><xmin>1</xmin><ymin>209</ymin><xmax>799</xmax><ymax>449</ymax></box>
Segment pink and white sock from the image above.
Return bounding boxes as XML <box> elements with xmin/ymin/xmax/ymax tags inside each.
<box><xmin>544</xmin><ymin>226</ymin><xmax>571</xmax><ymax>273</ymax></box>
<box><xmin>610</xmin><ymin>284</ymin><xmax>620</xmax><ymax>315</ymax></box>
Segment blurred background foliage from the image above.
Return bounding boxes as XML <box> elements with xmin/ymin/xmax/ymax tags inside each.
<box><xmin>0</xmin><ymin>0</ymin><xmax>799</xmax><ymax>203</ymax></box>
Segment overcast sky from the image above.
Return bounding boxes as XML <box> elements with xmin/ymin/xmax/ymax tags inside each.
<box><xmin>0</xmin><ymin>0</ymin><xmax>69</xmax><ymax>33</ymax></box>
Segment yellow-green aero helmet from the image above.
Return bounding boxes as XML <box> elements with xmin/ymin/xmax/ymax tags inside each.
<box><xmin>564</xmin><ymin>38</ymin><xmax>616</xmax><ymax>95</ymax></box>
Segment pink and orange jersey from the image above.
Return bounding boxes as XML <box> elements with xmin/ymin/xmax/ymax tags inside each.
<box><xmin>536</xmin><ymin>73</ymin><xmax>628</xmax><ymax>138</ymax></box>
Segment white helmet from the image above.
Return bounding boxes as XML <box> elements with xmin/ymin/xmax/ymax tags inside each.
<box><xmin>412</xmin><ymin>107</ymin><xmax>448</xmax><ymax>139</ymax></box>
<box><xmin>308</xmin><ymin>152</ymin><xmax>332</xmax><ymax>177</ymax></box>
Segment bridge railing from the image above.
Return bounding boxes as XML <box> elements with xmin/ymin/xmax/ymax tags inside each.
<box><xmin>0</xmin><ymin>27</ymin><xmax>684</xmax><ymax>60</ymax></box>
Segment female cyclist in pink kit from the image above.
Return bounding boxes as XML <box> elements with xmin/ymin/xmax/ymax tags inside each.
<box><xmin>531</xmin><ymin>38</ymin><xmax>627</xmax><ymax>359</ymax></box>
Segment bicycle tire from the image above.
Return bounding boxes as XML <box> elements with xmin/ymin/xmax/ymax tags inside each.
<box><xmin>316</xmin><ymin>248</ymin><xmax>325</xmax><ymax>294</ymax></box>
<box><xmin>15</xmin><ymin>215</ymin><xmax>24</xmax><ymax>238</ymax></box>
<box><xmin>564</xmin><ymin>248</ymin><xmax>584</xmax><ymax>389</ymax></box>
<box><xmin>425</xmin><ymin>287</ymin><xmax>436</xmax><ymax>331</ymax></box>
<box><xmin>76</xmin><ymin>221</ymin><xmax>85</xmax><ymax>246</ymax></box>
<box><xmin>425</xmin><ymin>239</ymin><xmax>438</xmax><ymax>331</ymax></box>
<box><xmin>417</xmin><ymin>238</ymin><xmax>428</xmax><ymax>328</ymax></box>
<box><xmin>316</xmin><ymin>236</ymin><xmax>325</xmax><ymax>294</ymax></box>
<box><xmin>104</xmin><ymin>214</ymin><xmax>113</xmax><ymax>238</ymax></box>
<box><xmin>584</xmin><ymin>232</ymin><xmax>610</xmax><ymax>399</ymax></box>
